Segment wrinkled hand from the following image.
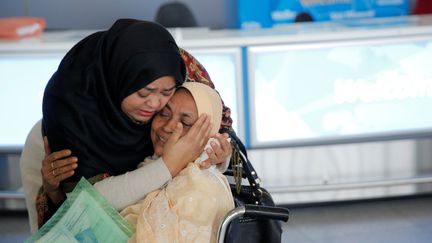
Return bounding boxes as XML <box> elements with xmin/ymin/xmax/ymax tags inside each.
<box><xmin>163</xmin><ymin>114</ymin><xmax>212</xmax><ymax>176</ymax></box>
<box><xmin>41</xmin><ymin>136</ymin><xmax>78</xmax><ymax>203</ymax></box>
<box><xmin>200</xmin><ymin>132</ymin><xmax>232</xmax><ymax>169</ymax></box>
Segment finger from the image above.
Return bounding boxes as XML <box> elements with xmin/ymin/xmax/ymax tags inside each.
<box><xmin>55</xmin><ymin>163</ymin><xmax>77</xmax><ymax>178</ymax></box>
<box><xmin>200</xmin><ymin>158</ymin><xmax>212</xmax><ymax>169</ymax></box>
<box><xmin>217</xmin><ymin>133</ymin><xmax>231</xmax><ymax>152</ymax></box>
<box><xmin>210</xmin><ymin>140</ymin><xmax>223</xmax><ymax>158</ymax></box>
<box><xmin>52</xmin><ymin>156</ymin><xmax>78</xmax><ymax>169</ymax></box>
<box><xmin>182</xmin><ymin>114</ymin><xmax>210</xmax><ymax>148</ymax></box>
<box><xmin>206</xmin><ymin>146</ymin><xmax>221</xmax><ymax>165</ymax></box>
<box><xmin>221</xmin><ymin>132</ymin><xmax>230</xmax><ymax>139</ymax></box>
<box><xmin>56</xmin><ymin>170</ymin><xmax>75</xmax><ymax>182</ymax></box>
<box><xmin>44</xmin><ymin>149</ymin><xmax>72</xmax><ymax>166</ymax></box>
<box><xmin>43</xmin><ymin>136</ymin><xmax>51</xmax><ymax>156</ymax></box>
<box><xmin>216</xmin><ymin>133</ymin><xmax>232</xmax><ymax>156</ymax></box>
<box><xmin>187</xmin><ymin>114</ymin><xmax>207</xmax><ymax>137</ymax></box>
<box><xmin>201</xmin><ymin>150</ymin><xmax>213</xmax><ymax>168</ymax></box>
<box><xmin>56</xmin><ymin>161</ymin><xmax>78</xmax><ymax>173</ymax></box>
<box><xmin>201</xmin><ymin>115</ymin><xmax>212</xmax><ymax>137</ymax></box>
<box><xmin>42</xmin><ymin>158</ymin><xmax>77</xmax><ymax>186</ymax></box>
<box><xmin>192</xmin><ymin>115</ymin><xmax>212</xmax><ymax>145</ymax></box>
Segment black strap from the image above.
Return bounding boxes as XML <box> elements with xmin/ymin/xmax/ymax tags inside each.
<box><xmin>222</xmin><ymin>130</ymin><xmax>260</xmax><ymax>194</ymax></box>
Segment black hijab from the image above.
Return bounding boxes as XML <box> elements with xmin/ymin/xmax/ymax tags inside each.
<box><xmin>42</xmin><ymin>19</ymin><xmax>186</xmax><ymax>181</ymax></box>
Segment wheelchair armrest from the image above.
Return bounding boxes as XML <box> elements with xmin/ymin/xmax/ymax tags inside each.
<box><xmin>244</xmin><ymin>204</ymin><xmax>289</xmax><ymax>222</ymax></box>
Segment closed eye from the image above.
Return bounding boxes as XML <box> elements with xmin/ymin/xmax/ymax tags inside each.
<box><xmin>137</xmin><ymin>91</ymin><xmax>150</xmax><ymax>98</ymax></box>
<box><xmin>158</xmin><ymin>107</ymin><xmax>171</xmax><ymax>118</ymax></box>
<box><xmin>162</xmin><ymin>90</ymin><xmax>174</xmax><ymax>97</ymax></box>
<box><xmin>182</xmin><ymin>121</ymin><xmax>192</xmax><ymax>127</ymax></box>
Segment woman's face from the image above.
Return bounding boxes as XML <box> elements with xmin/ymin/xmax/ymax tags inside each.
<box><xmin>121</xmin><ymin>76</ymin><xmax>176</xmax><ymax>123</ymax></box>
<box><xmin>151</xmin><ymin>89</ymin><xmax>197</xmax><ymax>156</ymax></box>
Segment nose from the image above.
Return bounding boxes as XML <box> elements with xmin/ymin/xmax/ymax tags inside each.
<box><xmin>162</xmin><ymin>117</ymin><xmax>178</xmax><ymax>134</ymax></box>
<box><xmin>146</xmin><ymin>94</ymin><xmax>161</xmax><ymax>110</ymax></box>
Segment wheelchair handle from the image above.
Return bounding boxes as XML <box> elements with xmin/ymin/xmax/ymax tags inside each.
<box><xmin>216</xmin><ymin>205</ymin><xmax>289</xmax><ymax>243</ymax></box>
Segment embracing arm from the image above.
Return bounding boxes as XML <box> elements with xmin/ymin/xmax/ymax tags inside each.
<box><xmin>94</xmin><ymin>157</ymin><xmax>171</xmax><ymax>211</ymax></box>
<box><xmin>41</xmin><ymin>143</ymin><xmax>171</xmax><ymax>212</ymax></box>
<box><xmin>40</xmin><ymin>138</ymin><xmax>172</xmax><ymax>212</ymax></box>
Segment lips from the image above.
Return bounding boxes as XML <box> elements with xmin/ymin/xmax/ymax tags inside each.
<box><xmin>153</xmin><ymin>133</ymin><xmax>167</xmax><ymax>156</ymax></box>
<box><xmin>137</xmin><ymin>109</ymin><xmax>154</xmax><ymax>117</ymax></box>
<box><xmin>157</xmin><ymin>134</ymin><xmax>167</xmax><ymax>144</ymax></box>
<box><xmin>153</xmin><ymin>134</ymin><xmax>167</xmax><ymax>154</ymax></box>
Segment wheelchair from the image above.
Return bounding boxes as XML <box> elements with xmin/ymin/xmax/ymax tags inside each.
<box><xmin>20</xmin><ymin>121</ymin><xmax>289</xmax><ymax>242</ymax></box>
<box><xmin>217</xmin><ymin>129</ymin><xmax>289</xmax><ymax>243</ymax></box>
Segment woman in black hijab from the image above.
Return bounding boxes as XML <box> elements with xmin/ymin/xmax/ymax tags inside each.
<box><xmin>43</xmin><ymin>19</ymin><xmax>186</xmax><ymax>181</ymax></box>
<box><xmin>37</xmin><ymin>19</ymin><xmax>230</xmax><ymax>225</ymax></box>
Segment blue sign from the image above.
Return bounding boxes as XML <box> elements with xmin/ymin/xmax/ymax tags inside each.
<box><xmin>238</xmin><ymin>0</ymin><xmax>409</xmax><ymax>29</ymax></box>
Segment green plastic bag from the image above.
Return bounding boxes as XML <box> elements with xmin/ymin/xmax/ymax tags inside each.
<box><xmin>26</xmin><ymin>178</ymin><xmax>134</xmax><ymax>243</ymax></box>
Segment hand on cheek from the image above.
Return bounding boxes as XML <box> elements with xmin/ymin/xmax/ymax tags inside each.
<box><xmin>163</xmin><ymin>114</ymin><xmax>212</xmax><ymax>176</ymax></box>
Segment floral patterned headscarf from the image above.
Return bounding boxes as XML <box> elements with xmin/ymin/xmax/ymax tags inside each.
<box><xmin>180</xmin><ymin>48</ymin><xmax>233</xmax><ymax>131</ymax></box>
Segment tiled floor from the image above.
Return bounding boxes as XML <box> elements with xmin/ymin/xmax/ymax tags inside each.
<box><xmin>1</xmin><ymin>194</ymin><xmax>432</xmax><ymax>243</ymax></box>
<box><xmin>0</xmin><ymin>211</ymin><xmax>30</xmax><ymax>243</ymax></box>
<box><xmin>281</xmin><ymin>194</ymin><xmax>432</xmax><ymax>243</ymax></box>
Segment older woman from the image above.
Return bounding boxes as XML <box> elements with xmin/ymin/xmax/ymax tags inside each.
<box><xmin>121</xmin><ymin>82</ymin><xmax>234</xmax><ymax>243</ymax></box>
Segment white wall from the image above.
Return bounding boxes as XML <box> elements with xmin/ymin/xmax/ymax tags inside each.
<box><xmin>249</xmin><ymin>138</ymin><xmax>432</xmax><ymax>204</ymax></box>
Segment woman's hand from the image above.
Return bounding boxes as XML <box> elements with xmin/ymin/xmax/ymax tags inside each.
<box><xmin>163</xmin><ymin>114</ymin><xmax>212</xmax><ymax>177</ymax></box>
<box><xmin>200</xmin><ymin>132</ymin><xmax>232</xmax><ymax>169</ymax></box>
<box><xmin>41</xmin><ymin>136</ymin><xmax>78</xmax><ymax>203</ymax></box>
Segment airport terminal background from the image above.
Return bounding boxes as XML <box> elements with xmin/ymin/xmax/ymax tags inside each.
<box><xmin>2</xmin><ymin>0</ymin><xmax>432</xmax><ymax>242</ymax></box>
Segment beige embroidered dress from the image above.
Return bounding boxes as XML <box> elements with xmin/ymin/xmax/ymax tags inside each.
<box><xmin>120</xmin><ymin>82</ymin><xmax>235</xmax><ymax>243</ymax></box>
<box><xmin>121</xmin><ymin>160</ymin><xmax>233</xmax><ymax>243</ymax></box>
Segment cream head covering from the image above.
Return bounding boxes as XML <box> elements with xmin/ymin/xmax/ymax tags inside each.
<box><xmin>180</xmin><ymin>82</ymin><xmax>222</xmax><ymax>135</ymax></box>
